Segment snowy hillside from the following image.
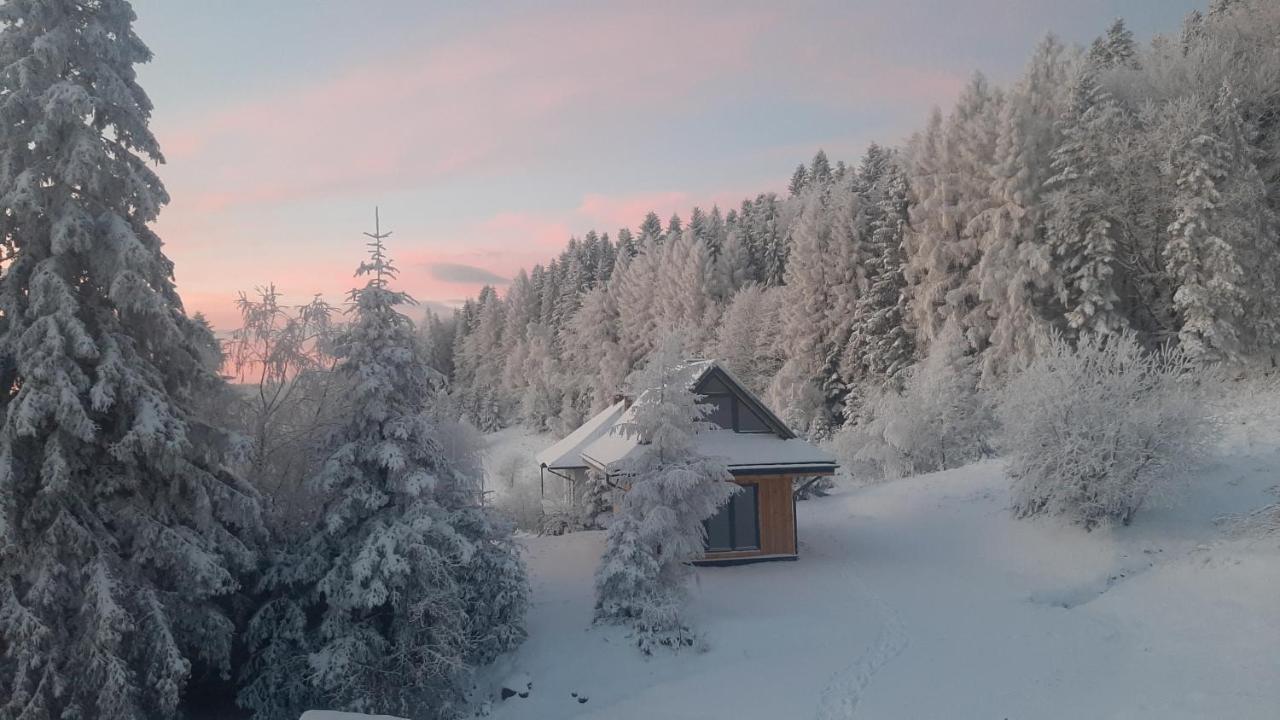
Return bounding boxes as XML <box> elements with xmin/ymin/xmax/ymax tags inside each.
<box><xmin>472</xmin><ymin>390</ymin><xmax>1279</xmax><ymax>720</ymax></box>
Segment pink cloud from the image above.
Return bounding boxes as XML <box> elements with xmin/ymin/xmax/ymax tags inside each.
<box><xmin>154</xmin><ymin>5</ymin><xmax>776</xmax><ymax>214</ymax></box>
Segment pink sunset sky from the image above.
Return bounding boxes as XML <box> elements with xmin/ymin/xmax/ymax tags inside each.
<box><xmin>131</xmin><ymin>0</ymin><xmax>1201</xmax><ymax>331</ymax></box>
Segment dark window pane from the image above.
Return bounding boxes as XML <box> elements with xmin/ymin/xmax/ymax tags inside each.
<box><xmin>704</xmin><ymin>395</ymin><xmax>733</xmax><ymax>429</ymax></box>
<box><xmin>733</xmin><ymin>486</ymin><xmax>760</xmax><ymax>549</ymax></box>
<box><xmin>705</xmin><ymin>503</ymin><xmax>732</xmax><ymax>551</ymax></box>
<box><xmin>699</xmin><ymin>375</ymin><xmax>731</xmax><ymax>394</ymax></box>
<box><xmin>736</xmin><ymin>403</ymin><xmax>771</xmax><ymax>433</ymax></box>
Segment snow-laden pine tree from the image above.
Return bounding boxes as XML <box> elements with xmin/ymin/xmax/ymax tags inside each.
<box><xmin>1206</xmin><ymin>81</ymin><xmax>1280</xmax><ymax>359</ymax></box>
<box><xmin>841</xmin><ymin>156</ymin><xmax>917</xmax><ymax>406</ymax></box>
<box><xmin>455</xmin><ymin>286</ymin><xmax>506</xmax><ymax>430</ymax></box>
<box><xmin>1088</xmin><ymin>18</ymin><xmax>1138</xmax><ymax>70</ymax></box>
<box><xmin>788</xmin><ymin>164</ymin><xmax>809</xmax><ymax>197</ymax></box>
<box><xmin>713</xmin><ymin>284</ymin><xmax>786</xmax><ymax>397</ymax></box>
<box><xmin>904</xmin><ymin>75</ymin><xmax>1003</xmax><ymax>350</ymax></box>
<box><xmin>770</xmin><ymin>183</ymin><xmax>838</xmax><ymax>437</ymax></box>
<box><xmin>594</xmin><ymin>335</ymin><xmax>738</xmax><ymax>654</ymax></box>
<box><xmin>517</xmin><ymin>323</ymin><xmax>563</xmax><ymax>432</ymax></box>
<box><xmin>0</xmin><ymin>3</ymin><xmax>264</xmax><ymax>717</ymax></box>
<box><xmin>562</xmin><ymin>284</ymin><xmax>625</xmax><ymax>414</ymax></box>
<box><xmin>1163</xmin><ymin>92</ymin><xmax>1246</xmax><ymax>362</ymax></box>
<box><xmin>238</xmin><ymin>223</ymin><xmax>527</xmax><ymax>719</ymax></box>
<box><xmin>823</xmin><ymin>170</ymin><xmax>871</xmax><ymax>412</ymax></box>
<box><xmin>746</xmin><ymin>193</ymin><xmax>789</xmax><ymax>287</ymax></box>
<box><xmin>615</xmin><ymin>230</ymin><xmax>662</xmax><ymax>367</ymax></box>
<box><xmin>1044</xmin><ymin>61</ymin><xmax>1130</xmax><ymax>338</ymax></box>
<box><xmin>655</xmin><ymin>223</ymin><xmax>714</xmax><ymax>341</ymax></box>
<box><xmin>971</xmin><ymin>35</ymin><xmax>1069</xmax><ymax>381</ymax></box>
<box><xmin>714</xmin><ymin>224</ymin><xmax>754</xmax><ymax>298</ymax></box>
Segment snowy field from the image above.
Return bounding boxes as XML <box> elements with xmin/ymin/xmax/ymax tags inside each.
<box><xmin>474</xmin><ymin>391</ymin><xmax>1280</xmax><ymax>719</ymax></box>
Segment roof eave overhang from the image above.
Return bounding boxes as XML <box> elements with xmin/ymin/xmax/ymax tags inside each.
<box><xmin>728</xmin><ymin>463</ymin><xmax>838</xmax><ymax>476</ymax></box>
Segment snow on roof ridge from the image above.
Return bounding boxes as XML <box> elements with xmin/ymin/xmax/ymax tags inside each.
<box><xmin>535</xmin><ymin>400</ymin><xmax>628</xmax><ymax>470</ymax></box>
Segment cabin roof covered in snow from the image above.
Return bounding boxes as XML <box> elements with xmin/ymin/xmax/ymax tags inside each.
<box><xmin>538</xmin><ymin>360</ymin><xmax>835</xmax><ymax>475</ymax></box>
<box><xmin>580</xmin><ymin>428</ymin><xmax>837</xmax><ymax>474</ymax></box>
<box><xmin>535</xmin><ymin>400</ymin><xmax>628</xmax><ymax>470</ymax></box>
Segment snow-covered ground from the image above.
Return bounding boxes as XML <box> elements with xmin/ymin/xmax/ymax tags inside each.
<box><xmin>475</xmin><ymin>390</ymin><xmax>1280</xmax><ymax>719</ymax></box>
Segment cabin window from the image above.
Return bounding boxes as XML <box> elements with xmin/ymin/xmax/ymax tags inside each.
<box><xmin>705</xmin><ymin>394</ymin><xmax>734</xmax><ymax>429</ymax></box>
<box><xmin>704</xmin><ymin>484</ymin><xmax>760</xmax><ymax>552</ymax></box>
<box><xmin>736</xmin><ymin>402</ymin><xmax>772</xmax><ymax>433</ymax></box>
<box><xmin>701</xmin><ymin>391</ymin><xmax>773</xmax><ymax>434</ymax></box>
<box><xmin>700</xmin><ymin>376</ymin><xmax>731</xmax><ymax>394</ymax></box>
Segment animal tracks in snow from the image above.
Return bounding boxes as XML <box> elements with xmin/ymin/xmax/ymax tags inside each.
<box><xmin>813</xmin><ymin>531</ymin><xmax>910</xmax><ymax>720</ymax></box>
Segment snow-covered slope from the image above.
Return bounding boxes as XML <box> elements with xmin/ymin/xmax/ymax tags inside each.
<box><xmin>476</xmin><ymin>393</ymin><xmax>1280</xmax><ymax>719</ymax></box>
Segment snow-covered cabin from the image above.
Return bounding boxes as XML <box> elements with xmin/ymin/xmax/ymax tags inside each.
<box><xmin>536</xmin><ymin>360</ymin><xmax>836</xmax><ymax>563</ymax></box>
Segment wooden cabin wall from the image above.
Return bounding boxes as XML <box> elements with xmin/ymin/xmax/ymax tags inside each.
<box><xmin>705</xmin><ymin>474</ymin><xmax>797</xmax><ymax>560</ymax></box>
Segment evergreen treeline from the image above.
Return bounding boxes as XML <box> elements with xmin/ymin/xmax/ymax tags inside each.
<box><xmin>435</xmin><ymin>2</ymin><xmax>1280</xmax><ymax>438</ymax></box>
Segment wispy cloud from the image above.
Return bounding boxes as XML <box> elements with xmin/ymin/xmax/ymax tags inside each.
<box><xmin>426</xmin><ymin>262</ymin><xmax>509</xmax><ymax>285</ymax></box>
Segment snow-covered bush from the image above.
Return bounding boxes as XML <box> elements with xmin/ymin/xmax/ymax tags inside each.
<box><xmin>489</xmin><ymin>448</ymin><xmax>532</xmax><ymax>492</ymax></box>
<box><xmin>999</xmin><ymin>331</ymin><xmax>1219</xmax><ymax>529</ymax></box>
<box><xmin>493</xmin><ymin>478</ymin><xmax>545</xmax><ymax>533</ymax></box>
<box><xmin>836</xmin><ymin>320</ymin><xmax>995</xmax><ymax>480</ymax></box>
<box><xmin>594</xmin><ymin>335</ymin><xmax>738</xmax><ymax>653</ymax></box>
<box><xmin>223</xmin><ymin>286</ymin><xmax>347</xmax><ymax>541</ymax></box>
<box><xmin>542</xmin><ymin>469</ymin><xmax>614</xmax><ymax>534</ymax></box>
<box><xmin>432</xmin><ymin>410</ymin><xmax>487</xmax><ymax>486</ymax></box>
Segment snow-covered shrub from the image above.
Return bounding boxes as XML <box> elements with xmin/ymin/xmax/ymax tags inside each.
<box><xmin>541</xmin><ymin>469</ymin><xmax>614</xmax><ymax>534</ymax></box>
<box><xmin>222</xmin><ymin>286</ymin><xmax>346</xmax><ymax>542</ymax></box>
<box><xmin>490</xmin><ymin>449</ymin><xmax>532</xmax><ymax>491</ymax></box>
<box><xmin>999</xmin><ymin>331</ymin><xmax>1219</xmax><ymax>529</ymax></box>
<box><xmin>594</xmin><ymin>335</ymin><xmax>738</xmax><ymax>653</ymax></box>
<box><xmin>493</xmin><ymin>478</ymin><xmax>545</xmax><ymax>533</ymax></box>
<box><xmin>433</xmin><ymin>411</ymin><xmax>487</xmax><ymax>487</ymax></box>
<box><xmin>836</xmin><ymin>320</ymin><xmax>995</xmax><ymax>480</ymax></box>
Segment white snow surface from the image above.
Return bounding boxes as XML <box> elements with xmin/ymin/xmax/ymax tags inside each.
<box><xmin>474</xmin><ymin>392</ymin><xmax>1280</xmax><ymax>720</ymax></box>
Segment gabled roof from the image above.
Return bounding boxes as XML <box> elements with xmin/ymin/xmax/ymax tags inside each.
<box><xmin>535</xmin><ymin>400</ymin><xmax>627</xmax><ymax>470</ymax></box>
<box><xmin>692</xmin><ymin>362</ymin><xmax>796</xmax><ymax>440</ymax></box>
<box><xmin>537</xmin><ymin>359</ymin><xmax>837</xmax><ymax>476</ymax></box>
<box><xmin>580</xmin><ymin>428</ymin><xmax>836</xmax><ymax>475</ymax></box>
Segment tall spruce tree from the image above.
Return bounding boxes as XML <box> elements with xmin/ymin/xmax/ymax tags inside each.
<box><xmin>1164</xmin><ymin>95</ymin><xmax>1245</xmax><ymax>361</ymax></box>
<box><xmin>238</xmin><ymin>216</ymin><xmax>527</xmax><ymax>719</ymax></box>
<box><xmin>0</xmin><ymin>1</ymin><xmax>264</xmax><ymax>717</ymax></box>
<box><xmin>593</xmin><ymin>336</ymin><xmax>737</xmax><ymax>654</ymax></box>
<box><xmin>971</xmin><ymin>35</ymin><xmax>1068</xmax><ymax>379</ymax></box>
<box><xmin>842</xmin><ymin>157</ymin><xmax>917</xmax><ymax>406</ymax></box>
<box><xmin>1044</xmin><ymin>62</ymin><xmax>1130</xmax><ymax>338</ymax></box>
<box><xmin>770</xmin><ymin>183</ymin><xmax>838</xmax><ymax>436</ymax></box>
<box><xmin>1088</xmin><ymin>18</ymin><xmax>1139</xmax><ymax>70</ymax></box>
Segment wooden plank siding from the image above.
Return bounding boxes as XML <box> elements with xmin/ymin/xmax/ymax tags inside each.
<box><xmin>701</xmin><ymin>474</ymin><xmax>798</xmax><ymax>562</ymax></box>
